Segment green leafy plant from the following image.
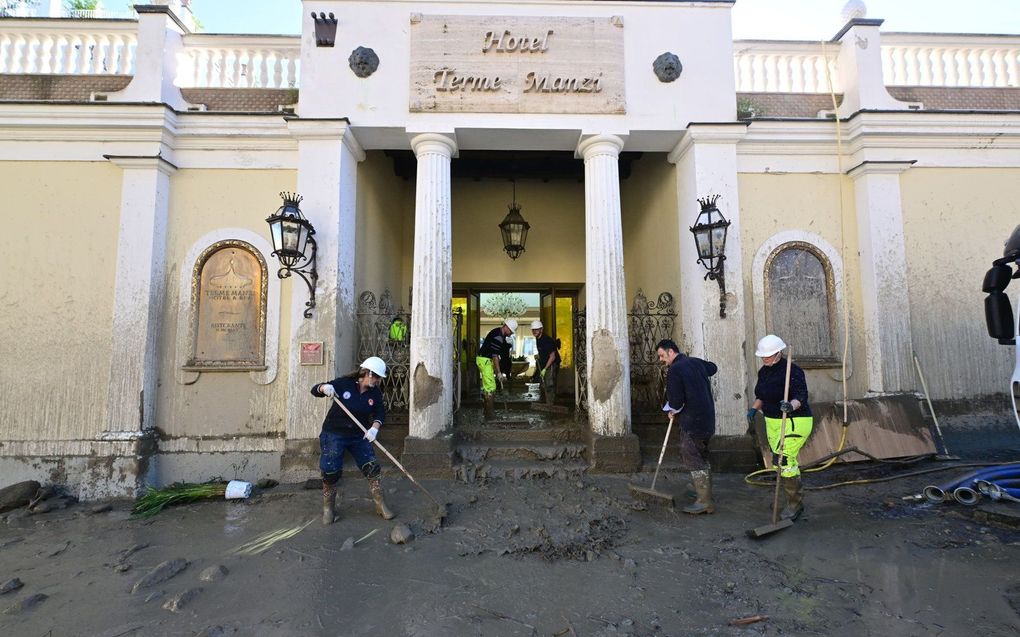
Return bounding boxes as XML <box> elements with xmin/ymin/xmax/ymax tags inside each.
<box><xmin>64</xmin><ymin>0</ymin><xmax>99</xmax><ymax>10</ymax></box>
<box><xmin>132</xmin><ymin>482</ymin><xmax>227</xmax><ymax>518</ymax></box>
<box><xmin>737</xmin><ymin>96</ymin><xmax>766</xmax><ymax>120</ymax></box>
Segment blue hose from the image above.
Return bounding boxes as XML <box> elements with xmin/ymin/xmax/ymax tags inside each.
<box><xmin>923</xmin><ymin>464</ymin><xmax>1020</xmax><ymax>503</ymax></box>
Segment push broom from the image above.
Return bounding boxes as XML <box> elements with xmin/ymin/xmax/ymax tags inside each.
<box><xmin>331</xmin><ymin>395</ymin><xmax>448</xmax><ymax>525</ymax></box>
<box><xmin>747</xmin><ymin>346</ymin><xmax>795</xmax><ymax>539</ymax></box>
<box><xmin>629</xmin><ymin>413</ymin><xmax>676</xmax><ymax>507</ymax></box>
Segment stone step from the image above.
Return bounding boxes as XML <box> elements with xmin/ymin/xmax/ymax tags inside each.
<box><xmin>453</xmin><ymin>458</ymin><xmax>590</xmax><ymax>482</ymax></box>
<box><xmin>457</xmin><ymin>426</ymin><xmax>587</xmax><ymax>443</ymax></box>
<box><xmin>456</xmin><ymin>442</ymin><xmax>588</xmax><ymax>463</ymax></box>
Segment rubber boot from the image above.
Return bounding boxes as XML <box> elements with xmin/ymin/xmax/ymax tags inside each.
<box><xmin>683</xmin><ymin>470</ymin><xmax>715</xmax><ymax>515</ymax></box>
<box><xmin>780</xmin><ymin>476</ymin><xmax>804</xmax><ymax>521</ymax></box>
<box><xmin>321</xmin><ymin>480</ymin><xmax>339</xmax><ymax>525</ymax></box>
<box><xmin>544</xmin><ymin>387</ymin><xmax>555</xmax><ymax>406</ymax></box>
<box><xmin>483</xmin><ymin>393</ymin><xmax>496</xmax><ymax>420</ymax></box>
<box><xmin>369</xmin><ymin>478</ymin><xmax>395</xmax><ymax>520</ymax></box>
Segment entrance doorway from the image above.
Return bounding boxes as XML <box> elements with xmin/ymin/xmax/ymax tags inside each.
<box><xmin>453</xmin><ymin>285</ymin><xmax>578</xmax><ymax>402</ymax></box>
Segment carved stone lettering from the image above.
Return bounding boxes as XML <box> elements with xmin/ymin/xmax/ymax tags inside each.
<box><xmin>185</xmin><ymin>241</ymin><xmax>267</xmax><ymax>371</ymax></box>
<box><xmin>410</xmin><ymin>15</ymin><xmax>625</xmax><ymax>114</ymax></box>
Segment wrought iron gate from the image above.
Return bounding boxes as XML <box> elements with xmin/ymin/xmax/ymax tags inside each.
<box><xmin>356</xmin><ymin>290</ymin><xmax>462</xmax><ymax>413</ymax></box>
<box><xmin>574</xmin><ymin>290</ymin><xmax>678</xmax><ymax>414</ymax></box>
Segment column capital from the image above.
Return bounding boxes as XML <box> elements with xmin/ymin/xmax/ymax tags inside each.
<box><xmin>577</xmin><ymin>134</ymin><xmax>625</xmax><ymax>160</ymax></box>
<box><xmin>667</xmin><ymin>123</ymin><xmax>748</xmax><ymax>164</ymax></box>
<box><xmin>409</xmin><ymin>133</ymin><xmax>458</xmax><ymax>159</ymax></box>
<box><xmin>846</xmin><ymin>160</ymin><xmax>916</xmax><ymax>179</ymax></box>
<box><xmin>103</xmin><ymin>154</ymin><xmax>178</xmax><ymax>175</ymax></box>
<box><xmin>286</xmin><ymin>118</ymin><xmax>365</xmax><ymax>161</ymax></box>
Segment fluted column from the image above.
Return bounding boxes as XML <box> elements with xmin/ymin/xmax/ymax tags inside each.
<box><xmin>408</xmin><ymin>133</ymin><xmax>457</xmax><ymax>441</ymax></box>
<box><xmin>578</xmin><ymin>135</ymin><xmax>637</xmax><ymax>448</ymax></box>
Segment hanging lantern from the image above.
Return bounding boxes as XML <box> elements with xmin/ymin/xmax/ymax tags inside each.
<box><xmin>499</xmin><ymin>181</ymin><xmax>530</xmax><ymax>260</ymax></box>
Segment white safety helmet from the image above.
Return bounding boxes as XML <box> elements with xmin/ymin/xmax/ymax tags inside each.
<box><xmin>503</xmin><ymin>319</ymin><xmax>519</xmax><ymax>331</ymax></box>
<box><xmin>754</xmin><ymin>335</ymin><xmax>787</xmax><ymax>358</ymax></box>
<box><xmin>360</xmin><ymin>356</ymin><xmax>387</xmax><ymax>378</ymax></box>
<box><xmin>531</xmin><ymin>320</ymin><xmax>543</xmax><ymax>330</ymax></box>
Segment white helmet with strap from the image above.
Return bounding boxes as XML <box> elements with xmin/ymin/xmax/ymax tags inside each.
<box><xmin>503</xmin><ymin>319</ymin><xmax>518</xmax><ymax>331</ymax></box>
<box><xmin>360</xmin><ymin>356</ymin><xmax>387</xmax><ymax>378</ymax></box>
<box><xmin>754</xmin><ymin>334</ymin><xmax>787</xmax><ymax>358</ymax></box>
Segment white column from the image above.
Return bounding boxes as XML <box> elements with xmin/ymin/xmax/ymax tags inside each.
<box><xmin>848</xmin><ymin>160</ymin><xmax>916</xmax><ymax>394</ymax></box>
<box><xmin>407</xmin><ymin>133</ymin><xmax>457</xmax><ymax>440</ymax></box>
<box><xmin>578</xmin><ymin>134</ymin><xmax>631</xmax><ymax>437</ymax></box>
<box><xmin>104</xmin><ymin>155</ymin><xmax>176</xmax><ymax>436</ymax></box>
<box><xmin>281</xmin><ymin>120</ymin><xmax>363</xmax><ymax>477</ymax></box>
<box><xmin>668</xmin><ymin>124</ymin><xmax>749</xmax><ymax>436</ymax></box>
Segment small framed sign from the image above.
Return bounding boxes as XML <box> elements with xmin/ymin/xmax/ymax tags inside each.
<box><xmin>299</xmin><ymin>341</ymin><xmax>324</xmax><ymax>366</ymax></box>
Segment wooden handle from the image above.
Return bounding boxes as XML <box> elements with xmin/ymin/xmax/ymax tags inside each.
<box><xmin>772</xmin><ymin>346</ymin><xmax>793</xmax><ymax>525</ymax></box>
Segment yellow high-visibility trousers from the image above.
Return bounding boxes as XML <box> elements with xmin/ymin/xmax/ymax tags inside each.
<box><xmin>765</xmin><ymin>415</ymin><xmax>814</xmax><ymax>478</ymax></box>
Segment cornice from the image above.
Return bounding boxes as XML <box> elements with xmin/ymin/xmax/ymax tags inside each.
<box><xmin>103</xmin><ymin>153</ymin><xmax>178</xmax><ymax>174</ymax></box>
<box><xmin>668</xmin><ymin>122</ymin><xmax>748</xmax><ymax>163</ymax></box>
<box><xmin>846</xmin><ymin>160</ymin><xmax>916</xmax><ymax>178</ymax></box>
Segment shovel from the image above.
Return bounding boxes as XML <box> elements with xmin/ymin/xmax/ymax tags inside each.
<box><xmin>330</xmin><ymin>395</ymin><xmax>448</xmax><ymax>524</ymax></box>
<box><xmin>629</xmin><ymin>414</ymin><xmax>676</xmax><ymax>507</ymax></box>
<box><xmin>747</xmin><ymin>347</ymin><xmax>796</xmax><ymax>539</ymax></box>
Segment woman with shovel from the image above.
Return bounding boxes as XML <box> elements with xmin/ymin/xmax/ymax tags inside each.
<box><xmin>312</xmin><ymin>356</ymin><xmax>396</xmax><ymax>525</ymax></box>
<box><xmin>748</xmin><ymin>335</ymin><xmax>813</xmax><ymax>521</ymax></box>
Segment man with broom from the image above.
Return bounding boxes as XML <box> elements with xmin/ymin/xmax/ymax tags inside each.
<box><xmin>655</xmin><ymin>339</ymin><xmax>718</xmax><ymax>515</ymax></box>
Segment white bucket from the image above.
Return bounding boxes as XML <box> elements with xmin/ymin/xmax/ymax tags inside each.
<box><xmin>224</xmin><ymin>480</ymin><xmax>252</xmax><ymax>499</ymax></box>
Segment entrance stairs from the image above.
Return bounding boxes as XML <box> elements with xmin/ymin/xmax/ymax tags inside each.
<box><xmin>453</xmin><ymin>396</ymin><xmax>588</xmax><ymax>482</ymax></box>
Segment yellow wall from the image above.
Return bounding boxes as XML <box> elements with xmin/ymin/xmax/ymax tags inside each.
<box><xmin>356</xmin><ymin>151</ymin><xmax>414</xmax><ymax>307</ymax></box>
<box><xmin>0</xmin><ymin>162</ymin><xmax>120</xmax><ymax>440</ymax></box>
<box><xmin>622</xmin><ymin>154</ymin><xmax>680</xmax><ymax>313</ymax></box>
<box><xmin>901</xmin><ymin>168</ymin><xmax>1019</xmax><ymax>399</ymax></box>
<box><xmin>738</xmin><ymin>172</ymin><xmax>868</xmax><ymax>402</ymax></box>
<box><xmin>451</xmin><ymin>178</ymin><xmax>586</xmax><ymax>284</ymax></box>
<box><xmin>159</xmin><ymin>169</ymin><xmax>297</xmax><ymax>439</ymax></box>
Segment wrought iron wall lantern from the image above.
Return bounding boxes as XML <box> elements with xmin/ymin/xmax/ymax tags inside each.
<box><xmin>499</xmin><ymin>181</ymin><xmax>530</xmax><ymax>260</ymax></box>
<box><xmin>266</xmin><ymin>192</ymin><xmax>318</xmax><ymax>318</ymax></box>
<box><xmin>689</xmin><ymin>195</ymin><xmax>731</xmax><ymax>318</ymax></box>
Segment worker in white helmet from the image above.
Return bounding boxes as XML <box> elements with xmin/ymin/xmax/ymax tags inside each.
<box><xmin>476</xmin><ymin>319</ymin><xmax>517</xmax><ymax>419</ymax></box>
<box><xmin>312</xmin><ymin>356</ymin><xmax>395</xmax><ymax>525</ymax></box>
<box><xmin>748</xmin><ymin>335</ymin><xmax>813</xmax><ymax>521</ymax></box>
<box><xmin>530</xmin><ymin>320</ymin><xmax>560</xmax><ymax>405</ymax></box>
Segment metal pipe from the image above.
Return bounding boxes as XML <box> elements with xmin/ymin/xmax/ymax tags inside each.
<box><xmin>952</xmin><ymin>486</ymin><xmax>980</xmax><ymax>506</ymax></box>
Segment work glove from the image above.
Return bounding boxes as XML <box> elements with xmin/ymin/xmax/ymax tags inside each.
<box><xmin>779</xmin><ymin>400</ymin><xmax>794</xmax><ymax>414</ymax></box>
<box><xmin>320</xmin><ymin>384</ymin><xmax>336</xmax><ymax>397</ymax></box>
<box><xmin>364</xmin><ymin>426</ymin><xmax>379</xmax><ymax>443</ymax></box>
<box><xmin>498</xmin><ymin>373</ymin><xmax>507</xmax><ymax>382</ymax></box>
<box><xmin>746</xmin><ymin>408</ymin><xmax>758</xmax><ymax>423</ymax></box>
<box><xmin>540</xmin><ymin>369</ymin><xmax>547</xmax><ymax>379</ymax></box>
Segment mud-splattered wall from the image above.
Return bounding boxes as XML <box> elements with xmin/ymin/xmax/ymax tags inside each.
<box><xmin>901</xmin><ymin>168</ymin><xmax>1019</xmax><ymax>400</ymax></box>
<box><xmin>737</xmin><ymin>172</ymin><xmax>869</xmax><ymax>403</ymax></box>
<box><xmin>159</xmin><ymin>169</ymin><xmax>296</xmax><ymax>440</ymax></box>
<box><xmin>0</xmin><ymin>162</ymin><xmax>121</xmax><ymax>441</ymax></box>
<box><xmin>621</xmin><ymin>154</ymin><xmax>680</xmax><ymax>314</ymax></box>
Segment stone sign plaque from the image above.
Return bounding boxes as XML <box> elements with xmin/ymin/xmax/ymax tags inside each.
<box><xmin>184</xmin><ymin>241</ymin><xmax>267</xmax><ymax>371</ymax></box>
<box><xmin>410</xmin><ymin>14</ymin><xmax>625</xmax><ymax>114</ymax></box>
<box><xmin>300</xmin><ymin>341</ymin><xmax>324</xmax><ymax>366</ymax></box>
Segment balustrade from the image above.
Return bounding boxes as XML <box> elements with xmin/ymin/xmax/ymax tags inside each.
<box><xmin>176</xmin><ymin>35</ymin><xmax>300</xmax><ymax>89</ymax></box>
<box><xmin>0</xmin><ymin>21</ymin><xmax>136</xmax><ymax>74</ymax></box>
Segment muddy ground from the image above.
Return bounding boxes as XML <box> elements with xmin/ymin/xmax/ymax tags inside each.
<box><xmin>2</xmin><ymin>411</ymin><xmax>1020</xmax><ymax>637</ymax></box>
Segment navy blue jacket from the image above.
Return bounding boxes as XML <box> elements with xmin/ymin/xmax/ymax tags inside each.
<box><xmin>665</xmin><ymin>354</ymin><xmax>718</xmax><ymax>438</ymax></box>
<box><xmin>535</xmin><ymin>334</ymin><xmax>560</xmax><ymax>369</ymax></box>
<box><xmin>477</xmin><ymin>327</ymin><xmax>511</xmax><ymax>360</ymax></box>
<box><xmin>754</xmin><ymin>358</ymin><xmax>812</xmax><ymax>419</ymax></box>
<box><xmin>312</xmin><ymin>377</ymin><xmax>386</xmax><ymax>436</ymax></box>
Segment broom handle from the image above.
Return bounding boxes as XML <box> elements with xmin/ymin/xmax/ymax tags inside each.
<box><xmin>330</xmin><ymin>395</ymin><xmax>442</xmax><ymax>510</ymax></box>
<box><xmin>772</xmin><ymin>347</ymin><xmax>793</xmax><ymax>525</ymax></box>
<box><xmin>649</xmin><ymin>414</ymin><xmax>674</xmax><ymax>492</ymax></box>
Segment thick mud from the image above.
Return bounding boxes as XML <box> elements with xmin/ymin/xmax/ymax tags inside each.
<box><xmin>2</xmin><ymin>412</ymin><xmax>1020</xmax><ymax>636</ymax></box>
